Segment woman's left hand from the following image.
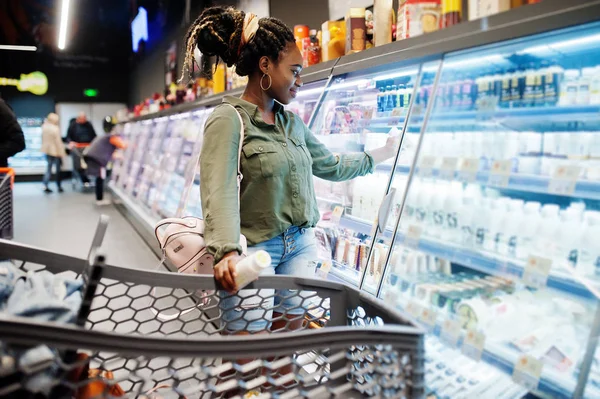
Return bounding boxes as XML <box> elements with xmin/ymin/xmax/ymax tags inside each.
<box><xmin>384</xmin><ymin>134</ymin><xmax>400</xmax><ymax>157</ymax></box>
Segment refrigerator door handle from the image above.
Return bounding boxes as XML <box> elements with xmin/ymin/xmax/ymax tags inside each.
<box><xmin>377</xmin><ymin>188</ymin><xmax>396</xmax><ymax>234</ymax></box>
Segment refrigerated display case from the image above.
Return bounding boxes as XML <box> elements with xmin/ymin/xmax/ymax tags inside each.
<box><xmin>8</xmin><ymin>117</ymin><xmax>46</xmax><ymax>173</ymax></box>
<box><xmin>304</xmin><ymin>13</ymin><xmax>600</xmax><ymax>399</ymax></box>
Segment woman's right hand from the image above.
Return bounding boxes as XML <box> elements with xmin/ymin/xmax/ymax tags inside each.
<box><xmin>214</xmin><ymin>251</ymin><xmax>243</xmax><ymax>293</ymax></box>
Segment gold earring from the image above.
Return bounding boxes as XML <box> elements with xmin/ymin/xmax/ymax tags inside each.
<box><xmin>260</xmin><ymin>73</ymin><xmax>272</xmax><ymax>91</ymax></box>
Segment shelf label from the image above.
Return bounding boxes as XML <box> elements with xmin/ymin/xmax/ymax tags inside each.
<box><xmin>405</xmin><ymin>300</ymin><xmax>422</xmax><ymax>318</ymax></box>
<box><xmin>457</xmin><ymin>157</ymin><xmax>480</xmax><ymax>183</ymax></box>
<box><xmin>548</xmin><ymin>165</ymin><xmax>581</xmax><ymax>196</ymax></box>
<box><xmin>488</xmin><ymin>160</ymin><xmax>511</xmax><ymax>187</ymax></box>
<box><xmin>439</xmin><ymin>157</ymin><xmax>458</xmax><ymax>180</ymax></box>
<box><xmin>331</xmin><ymin>206</ymin><xmax>344</xmax><ymax>224</ymax></box>
<box><xmin>512</xmin><ymin>355</ymin><xmax>543</xmax><ymax>391</ymax></box>
<box><xmin>462</xmin><ymin>329</ymin><xmax>485</xmax><ymax>362</ymax></box>
<box><xmin>522</xmin><ymin>255</ymin><xmax>552</xmax><ymax>289</ymax></box>
<box><xmin>418</xmin><ymin>156</ymin><xmax>436</xmax><ymax>177</ymax></box>
<box><xmin>419</xmin><ymin>307</ymin><xmax>438</xmax><ymax>329</ymax></box>
<box><xmin>405</xmin><ymin>224</ymin><xmax>422</xmax><ymax>249</ymax></box>
<box><xmin>440</xmin><ymin>319</ymin><xmax>462</xmax><ymax>348</ymax></box>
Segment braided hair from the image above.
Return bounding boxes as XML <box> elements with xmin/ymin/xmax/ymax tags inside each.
<box><xmin>180</xmin><ymin>7</ymin><xmax>295</xmax><ymax>82</ymax></box>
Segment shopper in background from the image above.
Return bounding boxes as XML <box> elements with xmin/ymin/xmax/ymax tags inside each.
<box><xmin>0</xmin><ymin>97</ymin><xmax>25</xmax><ymax>168</ymax></box>
<box><xmin>66</xmin><ymin>112</ymin><xmax>96</xmax><ymax>185</ymax></box>
<box><xmin>181</xmin><ymin>7</ymin><xmax>398</xmax><ymax>337</ymax></box>
<box><xmin>84</xmin><ymin>116</ymin><xmax>127</xmax><ymax>206</ymax></box>
<box><xmin>40</xmin><ymin>113</ymin><xmax>65</xmax><ymax>193</ymax></box>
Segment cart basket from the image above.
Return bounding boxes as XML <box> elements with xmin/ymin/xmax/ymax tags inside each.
<box><xmin>0</xmin><ymin>231</ymin><xmax>425</xmax><ymax>399</ymax></box>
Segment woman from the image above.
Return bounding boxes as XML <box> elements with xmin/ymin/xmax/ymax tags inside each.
<box><xmin>84</xmin><ymin>116</ymin><xmax>127</xmax><ymax>206</ymax></box>
<box><xmin>40</xmin><ymin>112</ymin><xmax>65</xmax><ymax>193</ymax></box>
<box><xmin>182</xmin><ymin>7</ymin><xmax>398</xmax><ymax>334</ymax></box>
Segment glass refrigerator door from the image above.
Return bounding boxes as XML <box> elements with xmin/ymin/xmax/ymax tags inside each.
<box><xmin>308</xmin><ymin>63</ymin><xmax>430</xmax><ymax>288</ymax></box>
<box><xmin>9</xmin><ymin>117</ymin><xmax>45</xmax><ymax>172</ymax></box>
<box><xmin>379</xmin><ymin>21</ymin><xmax>600</xmax><ymax>399</ymax></box>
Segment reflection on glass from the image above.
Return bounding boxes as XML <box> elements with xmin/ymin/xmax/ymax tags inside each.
<box><xmin>378</xmin><ymin>21</ymin><xmax>600</xmax><ymax>398</ymax></box>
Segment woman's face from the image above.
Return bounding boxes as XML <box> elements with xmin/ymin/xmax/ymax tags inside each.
<box><xmin>264</xmin><ymin>42</ymin><xmax>304</xmax><ymax>105</ymax></box>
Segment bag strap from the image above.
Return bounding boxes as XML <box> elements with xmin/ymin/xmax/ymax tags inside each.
<box><xmin>177</xmin><ymin>103</ymin><xmax>245</xmax><ymax>216</ymax></box>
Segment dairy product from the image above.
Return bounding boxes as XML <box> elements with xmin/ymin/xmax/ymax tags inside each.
<box><xmin>235</xmin><ymin>251</ymin><xmax>272</xmax><ymax>290</ymax></box>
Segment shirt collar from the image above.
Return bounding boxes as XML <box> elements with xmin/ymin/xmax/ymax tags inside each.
<box><xmin>223</xmin><ymin>96</ymin><xmax>284</xmax><ymax>125</ymax></box>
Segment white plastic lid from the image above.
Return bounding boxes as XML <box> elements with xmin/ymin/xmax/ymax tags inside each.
<box><xmin>585</xmin><ymin>211</ymin><xmax>600</xmax><ymax>226</ymax></box>
<box><xmin>542</xmin><ymin>204</ymin><xmax>560</xmax><ymax>217</ymax></box>
<box><xmin>582</xmin><ymin>67</ymin><xmax>596</xmax><ymax>76</ymax></box>
<box><xmin>509</xmin><ymin>199</ymin><xmax>525</xmax><ymax>211</ymax></box>
<box><xmin>524</xmin><ymin>201</ymin><xmax>542</xmax><ymax>213</ymax></box>
<box><xmin>565</xmin><ymin>69</ymin><xmax>580</xmax><ymax>78</ymax></box>
<box><xmin>253</xmin><ymin>250</ymin><xmax>272</xmax><ymax>269</ymax></box>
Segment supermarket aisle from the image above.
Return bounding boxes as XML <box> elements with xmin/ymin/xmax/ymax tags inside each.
<box><xmin>13</xmin><ymin>183</ymin><xmax>159</xmax><ymax>270</ymax></box>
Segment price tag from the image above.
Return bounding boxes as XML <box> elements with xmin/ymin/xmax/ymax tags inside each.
<box><xmin>440</xmin><ymin>319</ymin><xmax>462</xmax><ymax>347</ymax></box>
<box><xmin>331</xmin><ymin>206</ymin><xmax>344</xmax><ymax>224</ymax></box>
<box><xmin>405</xmin><ymin>300</ymin><xmax>422</xmax><ymax>318</ymax></box>
<box><xmin>418</xmin><ymin>156</ymin><xmax>436</xmax><ymax>177</ymax></box>
<box><xmin>462</xmin><ymin>329</ymin><xmax>485</xmax><ymax>361</ymax></box>
<box><xmin>419</xmin><ymin>307</ymin><xmax>438</xmax><ymax>328</ymax></box>
<box><xmin>316</xmin><ymin>261</ymin><xmax>332</xmax><ymax>279</ymax></box>
<box><xmin>522</xmin><ymin>255</ymin><xmax>552</xmax><ymax>289</ymax></box>
<box><xmin>439</xmin><ymin>157</ymin><xmax>458</xmax><ymax>180</ymax></box>
<box><xmin>488</xmin><ymin>160</ymin><xmax>511</xmax><ymax>187</ymax></box>
<box><xmin>548</xmin><ymin>165</ymin><xmax>581</xmax><ymax>196</ymax></box>
<box><xmin>405</xmin><ymin>224</ymin><xmax>422</xmax><ymax>249</ymax></box>
<box><xmin>512</xmin><ymin>355</ymin><xmax>543</xmax><ymax>390</ymax></box>
<box><xmin>458</xmin><ymin>158</ymin><xmax>480</xmax><ymax>183</ymax></box>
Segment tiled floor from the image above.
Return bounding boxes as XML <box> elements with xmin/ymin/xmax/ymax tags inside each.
<box><xmin>12</xmin><ymin>182</ymin><xmax>159</xmax><ymax>270</ymax></box>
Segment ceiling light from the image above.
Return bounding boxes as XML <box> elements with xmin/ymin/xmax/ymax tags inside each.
<box><xmin>58</xmin><ymin>0</ymin><xmax>71</xmax><ymax>50</ymax></box>
<box><xmin>0</xmin><ymin>45</ymin><xmax>37</xmax><ymax>51</ymax></box>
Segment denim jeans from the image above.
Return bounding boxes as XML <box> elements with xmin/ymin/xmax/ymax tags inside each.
<box><xmin>43</xmin><ymin>155</ymin><xmax>62</xmax><ymax>188</ymax></box>
<box><xmin>219</xmin><ymin>226</ymin><xmax>318</xmax><ymax>332</ymax></box>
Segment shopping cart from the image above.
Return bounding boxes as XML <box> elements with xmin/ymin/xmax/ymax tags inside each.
<box><xmin>0</xmin><ymin>217</ymin><xmax>425</xmax><ymax>399</ymax></box>
<box><xmin>0</xmin><ymin>168</ymin><xmax>15</xmax><ymax>240</ymax></box>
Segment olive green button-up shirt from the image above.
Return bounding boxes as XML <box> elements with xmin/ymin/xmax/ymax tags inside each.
<box><xmin>200</xmin><ymin>96</ymin><xmax>374</xmax><ymax>262</ymax></box>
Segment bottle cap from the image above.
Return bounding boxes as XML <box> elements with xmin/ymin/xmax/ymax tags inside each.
<box><xmin>253</xmin><ymin>250</ymin><xmax>271</xmax><ymax>269</ymax></box>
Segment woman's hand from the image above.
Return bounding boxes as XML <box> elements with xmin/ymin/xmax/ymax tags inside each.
<box><xmin>214</xmin><ymin>251</ymin><xmax>243</xmax><ymax>293</ymax></box>
<box><xmin>369</xmin><ymin>133</ymin><xmax>400</xmax><ymax>164</ymax></box>
<box><xmin>384</xmin><ymin>134</ymin><xmax>400</xmax><ymax>157</ymax></box>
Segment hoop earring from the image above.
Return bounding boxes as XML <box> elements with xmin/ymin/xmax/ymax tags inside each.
<box><xmin>260</xmin><ymin>73</ymin><xmax>272</xmax><ymax>91</ymax></box>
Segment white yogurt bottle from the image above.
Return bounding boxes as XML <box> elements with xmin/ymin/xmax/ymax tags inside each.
<box><xmin>235</xmin><ymin>250</ymin><xmax>272</xmax><ymax>290</ymax></box>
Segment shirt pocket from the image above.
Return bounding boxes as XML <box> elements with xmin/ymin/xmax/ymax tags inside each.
<box><xmin>290</xmin><ymin>137</ymin><xmax>311</xmax><ymax>169</ymax></box>
<box><xmin>242</xmin><ymin>142</ymin><xmax>283</xmax><ymax>178</ymax></box>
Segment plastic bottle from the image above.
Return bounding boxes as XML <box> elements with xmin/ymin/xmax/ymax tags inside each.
<box><xmin>430</xmin><ymin>181</ymin><xmax>448</xmax><ymax>238</ymax></box>
<box><xmin>486</xmin><ymin>197</ymin><xmax>510</xmax><ymax>253</ymax></box>
<box><xmin>390</xmin><ymin>85</ymin><xmax>398</xmax><ymax>109</ymax></box>
<box><xmin>558</xmin><ymin>207</ymin><xmax>583</xmax><ymax>268</ymax></box>
<box><xmin>534</xmin><ymin>204</ymin><xmax>561</xmax><ymax>260</ymax></box>
<box><xmin>511</xmin><ymin>68</ymin><xmax>525</xmax><ymax>108</ymax></box>
<box><xmin>377</xmin><ymin>86</ymin><xmax>386</xmax><ymax>113</ymax></box>
<box><xmin>580</xmin><ymin>211</ymin><xmax>600</xmax><ymax>277</ymax></box>
<box><xmin>235</xmin><ymin>250</ymin><xmax>272</xmax><ymax>290</ymax></box>
<box><xmin>440</xmin><ymin>0</ymin><xmax>462</xmax><ymax>29</ymax></box>
<box><xmin>516</xmin><ymin>201</ymin><xmax>542</xmax><ymax>259</ymax></box>
<box><xmin>578</xmin><ymin>67</ymin><xmax>595</xmax><ymax>105</ymax></box>
<box><xmin>544</xmin><ymin>62</ymin><xmax>564</xmax><ymax>106</ymax></box>
<box><xmin>442</xmin><ymin>182</ymin><xmax>463</xmax><ymax>242</ymax></box>
<box><xmin>559</xmin><ymin>69</ymin><xmax>580</xmax><ymax>106</ymax></box>
<box><xmin>523</xmin><ymin>63</ymin><xmax>537</xmax><ymax>107</ymax></box>
<box><xmin>590</xmin><ymin>66</ymin><xmax>600</xmax><ymax>105</ymax></box>
<box><xmin>500</xmin><ymin>199</ymin><xmax>525</xmax><ymax>257</ymax></box>
<box><xmin>500</xmin><ymin>69</ymin><xmax>513</xmax><ymax>108</ymax></box>
<box><xmin>534</xmin><ymin>62</ymin><xmax>546</xmax><ymax>107</ymax></box>
<box><xmin>473</xmin><ymin>198</ymin><xmax>491</xmax><ymax>249</ymax></box>
<box><xmin>384</xmin><ymin>85</ymin><xmax>393</xmax><ymax>112</ymax></box>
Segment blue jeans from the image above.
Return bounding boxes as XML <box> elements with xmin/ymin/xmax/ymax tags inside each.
<box><xmin>219</xmin><ymin>226</ymin><xmax>318</xmax><ymax>332</ymax></box>
<box><xmin>43</xmin><ymin>155</ymin><xmax>62</xmax><ymax>188</ymax></box>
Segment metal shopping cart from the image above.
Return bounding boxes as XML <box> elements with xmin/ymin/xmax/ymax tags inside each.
<box><xmin>0</xmin><ymin>217</ymin><xmax>425</xmax><ymax>399</ymax></box>
<box><xmin>0</xmin><ymin>168</ymin><xmax>15</xmax><ymax>240</ymax></box>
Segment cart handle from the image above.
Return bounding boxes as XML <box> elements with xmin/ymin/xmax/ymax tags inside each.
<box><xmin>0</xmin><ymin>168</ymin><xmax>15</xmax><ymax>189</ymax></box>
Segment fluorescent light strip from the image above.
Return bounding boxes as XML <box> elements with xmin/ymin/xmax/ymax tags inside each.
<box><xmin>58</xmin><ymin>0</ymin><xmax>71</xmax><ymax>50</ymax></box>
<box><xmin>444</xmin><ymin>54</ymin><xmax>507</xmax><ymax>69</ymax></box>
<box><xmin>326</xmin><ymin>79</ymin><xmax>370</xmax><ymax>91</ymax></box>
<box><xmin>373</xmin><ymin>69</ymin><xmax>419</xmax><ymax>82</ymax></box>
<box><xmin>0</xmin><ymin>45</ymin><xmax>37</xmax><ymax>51</ymax></box>
<box><xmin>521</xmin><ymin>33</ymin><xmax>600</xmax><ymax>54</ymax></box>
<box><xmin>296</xmin><ymin>87</ymin><xmax>324</xmax><ymax>98</ymax></box>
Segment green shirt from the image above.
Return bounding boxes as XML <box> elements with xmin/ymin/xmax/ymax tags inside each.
<box><xmin>200</xmin><ymin>96</ymin><xmax>374</xmax><ymax>262</ymax></box>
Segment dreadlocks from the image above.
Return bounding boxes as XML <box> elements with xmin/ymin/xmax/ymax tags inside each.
<box><xmin>180</xmin><ymin>7</ymin><xmax>295</xmax><ymax>82</ymax></box>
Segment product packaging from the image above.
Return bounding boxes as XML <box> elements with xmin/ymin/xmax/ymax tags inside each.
<box><xmin>469</xmin><ymin>0</ymin><xmax>511</xmax><ymax>20</ymax></box>
<box><xmin>440</xmin><ymin>0</ymin><xmax>462</xmax><ymax>28</ymax></box>
<box><xmin>294</xmin><ymin>25</ymin><xmax>309</xmax><ymax>52</ymax></box>
<box><xmin>321</xmin><ymin>21</ymin><xmax>346</xmax><ymax>61</ymax></box>
<box><xmin>346</xmin><ymin>8</ymin><xmax>367</xmax><ymax>54</ymax></box>
<box><xmin>234</xmin><ymin>250</ymin><xmax>271</xmax><ymax>290</ymax></box>
<box><xmin>374</xmin><ymin>0</ymin><xmax>394</xmax><ymax>46</ymax></box>
<box><xmin>397</xmin><ymin>0</ymin><xmax>441</xmax><ymax>40</ymax></box>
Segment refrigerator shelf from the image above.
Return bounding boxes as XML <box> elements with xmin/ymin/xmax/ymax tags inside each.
<box><xmin>339</xmin><ymin>214</ymin><xmax>597</xmax><ymax>303</ymax></box>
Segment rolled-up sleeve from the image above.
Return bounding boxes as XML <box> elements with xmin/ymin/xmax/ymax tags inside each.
<box><xmin>304</xmin><ymin>124</ymin><xmax>374</xmax><ymax>182</ymax></box>
<box><xmin>200</xmin><ymin>106</ymin><xmax>243</xmax><ymax>263</ymax></box>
